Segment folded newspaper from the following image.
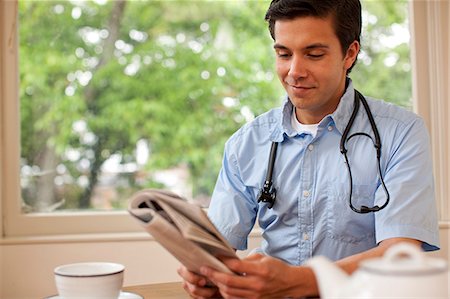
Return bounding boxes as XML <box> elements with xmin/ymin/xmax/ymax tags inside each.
<box><xmin>128</xmin><ymin>189</ymin><xmax>238</xmax><ymax>274</ymax></box>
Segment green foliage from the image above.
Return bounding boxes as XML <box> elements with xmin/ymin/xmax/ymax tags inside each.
<box><xmin>19</xmin><ymin>0</ymin><xmax>411</xmax><ymax>212</ymax></box>
<box><xmin>353</xmin><ymin>0</ymin><xmax>412</xmax><ymax>108</ymax></box>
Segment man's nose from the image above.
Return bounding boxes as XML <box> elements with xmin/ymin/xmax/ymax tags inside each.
<box><xmin>288</xmin><ymin>55</ymin><xmax>308</xmax><ymax>79</ymax></box>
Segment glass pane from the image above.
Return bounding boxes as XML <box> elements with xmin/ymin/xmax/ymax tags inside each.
<box><xmin>19</xmin><ymin>0</ymin><xmax>411</xmax><ymax>213</ymax></box>
<box><xmin>353</xmin><ymin>0</ymin><xmax>412</xmax><ymax>109</ymax></box>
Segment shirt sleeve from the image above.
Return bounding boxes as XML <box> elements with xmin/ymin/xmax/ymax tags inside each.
<box><xmin>375</xmin><ymin>117</ymin><xmax>440</xmax><ymax>251</ymax></box>
<box><xmin>207</xmin><ymin>137</ymin><xmax>258</xmax><ymax>251</ymax></box>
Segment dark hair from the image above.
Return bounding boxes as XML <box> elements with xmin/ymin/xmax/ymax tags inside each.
<box><xmin>265</xmin><ymin>0</ymin><xmax>361</xmax><ymax>73</ymax></box>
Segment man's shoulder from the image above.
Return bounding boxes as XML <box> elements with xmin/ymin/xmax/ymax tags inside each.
<box><xmin>367</xmin><ymin>97</ymin><xmax>423</xmax><ymax>127</ymax></box>
<box><xmin>226</xmin><ymin>107</ymin><xmax>282</xmax><ymax>148</ymax></box>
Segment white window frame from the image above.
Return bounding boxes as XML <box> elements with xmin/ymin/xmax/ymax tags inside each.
<box><xmin>0</xmin><ymin>0</ymin><xmax>139</xmax><ymax>238</ymax></box>
<box><xmin>409</xmin><ymin>0</ymin><xmax>449</xmax><ymax>225</ymax></box>
<box><xmin>1</xmin><ymin>0</ymin><xmax>449</xmax><ymax>239</ymax></box>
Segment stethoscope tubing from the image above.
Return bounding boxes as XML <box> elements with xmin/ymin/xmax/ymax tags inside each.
<box><xmin>258</xmin><ymin>89</ymin><xmax>390</xmax><ymax>213</ymax></box>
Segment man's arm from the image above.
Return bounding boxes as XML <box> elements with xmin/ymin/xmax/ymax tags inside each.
<box><xmin>201</xmin><ymin>237</ymin><xmax>421</xmax><ymax>299</ymax></box>
<box><xmin>336</xmin><ymin>237</ymin><xmax>421</xmax><ymax>274</ymax></box>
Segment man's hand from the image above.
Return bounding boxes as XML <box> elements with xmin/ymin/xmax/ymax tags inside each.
<box><xmin>200</xmin><ymin>254</ymin><xmax>316</xmax><ymax>299</ymax></box>
<box><xmin>179</xmin><ymin>238</ymin><xmax>420</xmax><ymax>299</ymax></box>
<box><xmin>177</xmin><ymin>265</ymin><xmax>223</xmax><ymax>299</ymax></box>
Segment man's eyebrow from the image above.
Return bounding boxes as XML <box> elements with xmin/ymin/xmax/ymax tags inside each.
<box><xmin>305</xmin><ymin>43</ymin><xmax>329</xmax><ymax>50</ymax></box>
<box><xmin>273</xmin><ymin>43</ymin><xmax>330</xmax><ymax>50</ymax></box>
<box><xmin>273</xmin><ymin>43</ymin><xmax>288</xmax><ymax>50</ymax></box>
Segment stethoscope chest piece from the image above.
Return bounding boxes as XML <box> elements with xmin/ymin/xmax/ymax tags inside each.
<box><xmin>257</xmin><ymin>142</ymin><xmax>278</xmax><ymax>209</ymax></box>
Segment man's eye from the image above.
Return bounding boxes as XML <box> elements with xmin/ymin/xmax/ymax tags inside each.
<box><xmin>276</xmin><ymin>52</ymin><xmax>291</xmax><ymax>58</ymax></box>
<box><xmin>308</xmin><ymin>53</ymin><xmax>324</xmax><ymax>59</ymax></box>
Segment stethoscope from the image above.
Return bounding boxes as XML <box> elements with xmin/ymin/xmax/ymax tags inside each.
<box><xmin>257</xmin><ymin>90</ymin><xmax>390</xmax><ymax>214</ymax></box>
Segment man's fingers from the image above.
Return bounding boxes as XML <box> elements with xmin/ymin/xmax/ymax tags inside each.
<box><xmin>241</xmin><ymin>253</ymin><xmax>265</xmax><ymax>261</ymax></box>
<box><xmin>201</xmin><ymin>266</ymin><xmax>257</xmax><ymax>290</ymax></box>
<box><xmin>183</xmin><ymin>281</ymin><xmax>219</xmax><ymax>299</ymax></box>
<box><xmin>177</xmin><ymin>265</ymin><xmax>207</xmax><ymax>286</ymax></box>
<box><xmin>222</xmin><ymin>255</ymin><xmax>268</xmax><ymax>277</ymax></box>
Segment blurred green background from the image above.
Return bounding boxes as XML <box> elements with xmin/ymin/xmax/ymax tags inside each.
<box><xmin>19</xmin><ymin>0</ymin><xmax>411</xmax><ymax>212</ymax></box>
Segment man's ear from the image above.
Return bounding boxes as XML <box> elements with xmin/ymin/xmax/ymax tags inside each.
<box><xmin>344</xmin><ymin>41</ymin><xmax>360</xmax><ymax>70</ymax></box>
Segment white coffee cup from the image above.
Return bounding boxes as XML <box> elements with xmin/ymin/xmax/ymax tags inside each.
<box><xmin>54</xmin><ymin>262</ymin><xmax>124</xmax><ymax>299</ymax></box>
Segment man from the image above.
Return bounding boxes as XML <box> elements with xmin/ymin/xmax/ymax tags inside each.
<box><xmin>178</xmin><ymin>0</ymin><xmax>439</xmax><ymax>298</ymax></box>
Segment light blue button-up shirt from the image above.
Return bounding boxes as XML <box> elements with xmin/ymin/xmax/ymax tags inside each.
<box><xmin>208</xmin><ymin>80</ymin><xmax>439</xmax><ymax>266</ymax></box>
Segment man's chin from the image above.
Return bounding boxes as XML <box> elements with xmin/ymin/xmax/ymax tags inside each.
<box><xmin>288</xmin><ymin>95</ymin><xmax>310</xmax><ymax>107</ymax></box>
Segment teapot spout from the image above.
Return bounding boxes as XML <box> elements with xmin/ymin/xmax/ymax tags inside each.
<box><xmin>306</xmin><ymin>256</ymin><xmax>350</xmax><ymax>299</ymax></box>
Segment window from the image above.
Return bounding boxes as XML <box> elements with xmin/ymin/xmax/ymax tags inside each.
<box><xmin>5</xmin><ymin>0</ymin><xmax>445</xmax><ymax>238</ymax></box>
<box><xmin>409</xmin><ymin>1</ymin><xmax>449</xmax><ymax>223</ymax></box>
<box><xmin>18</xmin><ymin>0</ymin><xmax>281</xmax><ymax>215</ymax></box>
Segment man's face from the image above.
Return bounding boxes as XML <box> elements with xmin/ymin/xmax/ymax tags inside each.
<box><xmin>273</xmin><ymin>16</ymin><xmax>358</xmax><ymax>124</ymax></box>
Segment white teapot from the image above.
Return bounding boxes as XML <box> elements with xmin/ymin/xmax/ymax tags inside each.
<box><xmin>307</xmin><ymin>243</ymin><xmax>449</xmax><ymax>299</ymax></box>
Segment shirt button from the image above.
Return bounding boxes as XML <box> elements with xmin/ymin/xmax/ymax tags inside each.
<box><xmin>308</xmin><ymin>144</ymin><xmax>314</xmax><ymax>151</ymax></box>
<box><xmin>328</xmin><ymin>126</ymin><xmax>333</xmax><ymax>131</ymax></box>
<box><xmin>303</xmin><ymin>233</ymin><xmax>310</xmax><ymax>240</ymax></box>
<box><xmin>303</xmin><ymin>190</ymin><xmax>310</xmax><ymax>197</ymax></box>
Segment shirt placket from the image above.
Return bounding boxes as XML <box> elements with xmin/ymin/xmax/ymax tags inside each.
<box><xmin>298</xmin><ymin>135</ymin><xmax>314</xmax><ymax>264</ymax></box>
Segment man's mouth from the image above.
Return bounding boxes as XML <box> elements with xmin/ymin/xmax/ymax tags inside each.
<box><xmin>290</xmin><ymin>85</ymin><xmax>312</xmax><ymax>89</ymax></box>
<box><xmin>286</xmin><ymin>83</ymin><xmax>316</xmax><ymax>97</ymax></box>
<box><xmin>288</xmin><ymin>84</ymin><xmax>316</xmax><ymax>91</ymax></box>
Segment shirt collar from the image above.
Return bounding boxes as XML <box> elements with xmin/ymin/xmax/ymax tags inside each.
<box><xmin>329</xmin><ymin>79</ymin><xmax>355</xmax><ymax>135</ymax></box>
<box><xmin>271</xmin><ymin>78</ymin><xmax>356</xmax><ymax>141</ymax></box>
<box><xmin>269</xmin><ymin>97</ymin><xmax>294</xmax><ymax>142</ymax></box>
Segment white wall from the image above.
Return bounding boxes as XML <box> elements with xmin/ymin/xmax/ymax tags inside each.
<box><xmin>0</xmin><ymin>233</ymin><xmax>263</xmax><ymax>299</ymax></box>
<box><xmin>0</xmin><ymin>227</ymin><xmax>448</xmax><ymax>299</ymax></box>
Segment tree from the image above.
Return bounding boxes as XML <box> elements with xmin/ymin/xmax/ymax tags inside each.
<box><xmin>19</xmin><ymin>0</ymin><xmax>411</xmax><ymax>212</ymax></box>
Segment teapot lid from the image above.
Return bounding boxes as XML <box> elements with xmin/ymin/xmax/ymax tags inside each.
<box><xmin>360</xmin><ymin>243</ymin><xmax>448</xmax><ymax>275</ymax></box>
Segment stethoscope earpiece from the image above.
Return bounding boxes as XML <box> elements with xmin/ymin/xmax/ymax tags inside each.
<box><xmin>342</xmin><ymin>90</ymin><xmax>390</xmax><ymax>214</ymax></box>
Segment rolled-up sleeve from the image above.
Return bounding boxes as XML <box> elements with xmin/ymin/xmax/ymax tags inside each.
<box><xmin>375</xmin><ymin>117</ymin><xmax>439</xmax><ymax>251</ymax></box>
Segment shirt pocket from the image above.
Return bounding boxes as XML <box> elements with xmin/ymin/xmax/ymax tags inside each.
<box><xmin>326</xmin><ymin>183</ymin><xmax>376</xmax><ymax>244</ymax></box>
